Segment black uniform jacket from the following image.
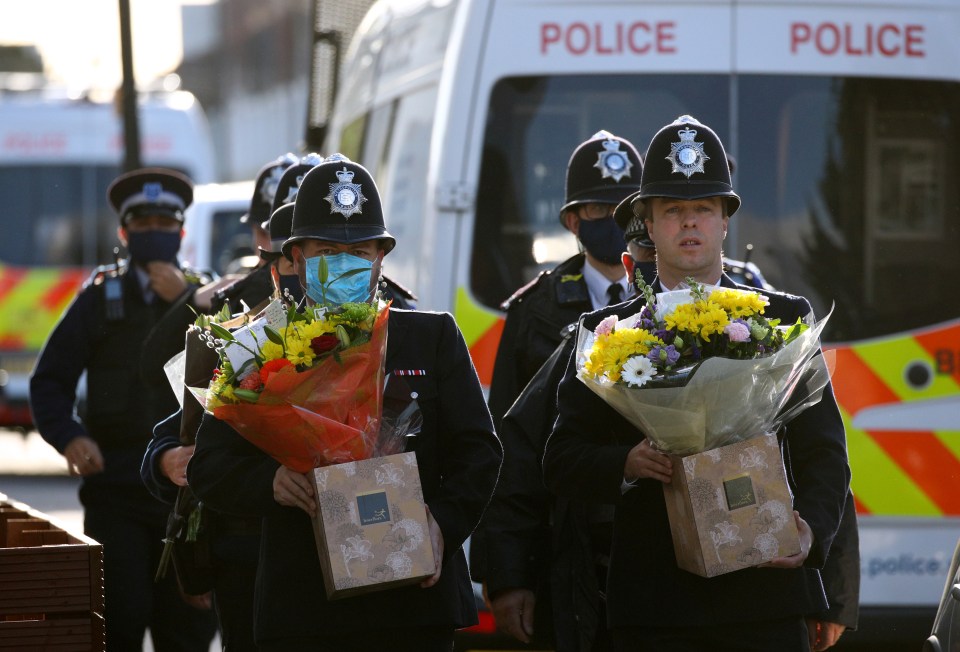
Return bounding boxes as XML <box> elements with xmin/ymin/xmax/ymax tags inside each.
<box><xmin>187</xmin><ymin>308</ymin><xmax>503</xmax><ymax>641</ymax></box>
<box><xmin>542</xmin><ymin>275</ymin><xmax>850</xmax><ymax>630</ymax></box>
<box><xmin>487</xmin><ymin>253</ymin><xmax>590</xmax><ymax>427</ymax></box>
<box><xmin>30</xmin><ymin>263</ymin><xmax>202</xmax><ymax>488</ymax></box>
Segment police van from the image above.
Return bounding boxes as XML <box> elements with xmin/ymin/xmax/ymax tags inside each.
<box><xmin>0</xmin><ymin>80</ymin><xmax>215</xmax><ymax>428</ymax></box>
<box><xmin>322</xmin><ymin>0</ymin><xmax>960</xmax><ymax>647</ymax></box>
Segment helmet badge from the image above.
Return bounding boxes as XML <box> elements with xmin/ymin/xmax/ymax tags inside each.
<box><xmin>594</xmin><ymin>138</ymin><xmax>633</xmax><ymax>182</ymax></box>
<box><xmin>143</xmin><ymin>182</ymin><xmax>162</xmax><ymax>202</ymax></box>
<box><xmin>325</xmin><ymin>167</ymin><xmax>367</xmax><ymax>218</ymax></box>
<box><xmin>283</xmin><ymin>174</ymin><xmax>306</xmax><ymax>204</ymax></box>
<box><xmin>261</xmin><ymin>166</ymin><xmax>286</xmax><ymax>205</ymax></box>
<box><xmin>667</xmin><ymin>127</ymin><xmax>710</xmax><ymax>178</ymax></box>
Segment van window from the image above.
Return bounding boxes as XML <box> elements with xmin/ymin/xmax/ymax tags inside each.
<box><xmin>735</xmin><ymin>75</ymin><xmax>960</xmax><ymax>340</ymax></box>
<box><xmin>470</xmin><ymin>73</ymin><xmax>960</xmax><ymax>340</ymax></box>
<box><xmin>470</xmin><ymin>74</ymin><xmax>728</xmax><ymax>309</ymax></box>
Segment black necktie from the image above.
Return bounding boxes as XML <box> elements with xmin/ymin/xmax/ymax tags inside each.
<box><xmin>606</xmin><ymin>282</ymin><xmax>623</xmax><ymax>306</ymax></box>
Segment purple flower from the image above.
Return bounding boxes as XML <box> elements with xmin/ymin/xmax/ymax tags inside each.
<box><xmin>724</xmin><ymin>319</ymin><xmax>751</xmax><ymax>343</ymax></box>
<box><xmin>647</xmin><ymin>344</ymin><xmax>681</xmax><ymax>367</ymax></box>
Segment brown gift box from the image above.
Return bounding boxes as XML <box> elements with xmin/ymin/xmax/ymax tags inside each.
<box><xmin>662</xmin><ymin>434</ymin><xmax>800</xmax><ymax>578</ymax></box>
<box><xmin>310</xmin><ymin>452</ymin><xmax>435</xmax><ymax>600</ymax></box>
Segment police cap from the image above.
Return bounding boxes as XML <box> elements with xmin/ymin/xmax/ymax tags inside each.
<box><xmin>282</xmin><ymin>154</ymin><xmax>396</xmax><ymax>259</ymax></box>
<box><xmin>635</xmin><ymin>115</ymin><xmax>740</xmax><ymax>217</ymax></box>
<box><xmin>242</xmin><ymin>152</ymin><xmax>299</xmax><ymax>225</ymax></box>
<box><xmin>108</xmin><ymin>167</ymin><xmax>193</xmax><ymax>226</ymax></box>
<box><xmin>260</xmin><ymin>161</ymin><xmax>318</xmax><ymax>260</ymax></box>
<box><xmin>559</xmin><ymin>130</ymin><xmax>643</xmax><ymax>223</ymax></box>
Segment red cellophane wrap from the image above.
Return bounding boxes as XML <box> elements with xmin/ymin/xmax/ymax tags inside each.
<box><xmin>212</xmin><ymin>307</ymin><xmax>389</xmax><ymax>473</ymax></box>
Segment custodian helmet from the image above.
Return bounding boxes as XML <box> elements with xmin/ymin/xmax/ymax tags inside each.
<box><xmin>634</xmin><ymin>115</ymin><xmax>740</xmax><ymax>217</ymax></box>
<box><xmin>282</xmin><ymin>154</ymin><xmax>396</xmax><ymax>259</ymax></box>
<box><xmin>559</xmin><ymin>130</ymin><xmax>643</xmax><ymax>223</ymax></box>
<box><xmin>242</xmin><ymin>152</ymin><xmax>300</xmax><ymax>224</ymax></box>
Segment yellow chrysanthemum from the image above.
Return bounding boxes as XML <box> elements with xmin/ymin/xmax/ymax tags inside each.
<box><xmin>297</xmin><ymin>319</ymin><xmax>335</xmax><ymax>340</ymax></box>
<box><xmin>709</xmin><ymin>288</ymin><xmax>767</xmax><ymax>318</ymax></box>
<box><xmin>285</xmin><ymin>337</ymin><xmax>317</xmax><ymax>367</ymax></box>
<box><xmin>696</xmin><ymin>304</ymin><xmax>730</xmax><ymax>342</ymax></box>
<box><xmin>664</xmin><ymin>303</ymin><xmax>701</xmax><ymax>333</ymax></box>
<box><xmin>260</xmin><ymin>340</ymin><xmax>284</xmax><ymax>362</ymax></box>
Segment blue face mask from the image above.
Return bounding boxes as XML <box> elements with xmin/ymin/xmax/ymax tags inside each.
<box><xmin>304</xmin><ymin>253</ymin><xmax>374</xmax><ymax>305</ymax></box>
<box><xmin>125</xmin><ymin>230</ymin><xmax>181</xmax><ymax>264</ymax></box>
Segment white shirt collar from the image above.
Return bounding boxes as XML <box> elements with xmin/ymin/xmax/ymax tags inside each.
<box><xmin>582</xmin><ymin>257</ymin><xmax>631</xmax><ymax>310</ymax></box>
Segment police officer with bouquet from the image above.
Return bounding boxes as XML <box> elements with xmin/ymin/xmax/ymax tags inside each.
<box><xmin>141</xmin><ymin>158</ymin><xmax>314</xmax><ymax>651</ymax></box>
<box><xmin>187</xmin><ymin>154</ymin><xmax>502</xmax><ymax>651</ymax></box>
<box><xmin>30</xmin><ymin>167</ymin><xmax>218</xmax><ymax>651</ymax></box>
<box><xmin>542</xmin><ymin>115</ymin><xmax>849</xmax><ymax>651</ymax></box>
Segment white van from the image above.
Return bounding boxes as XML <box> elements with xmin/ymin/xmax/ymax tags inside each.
<box><xmin>0</xmin><ymin>83</ymin><xmax>216</xmax><ymax>427</ymax></box>
<box><xmin>323</xmin><ymin>0</ymin><xmax>960</xmax><ymax>646</ymax></box>
<box><xmin>180</xmin><ymin>180</ymin><xmax>256</xmax><ymax>276</ymax></box>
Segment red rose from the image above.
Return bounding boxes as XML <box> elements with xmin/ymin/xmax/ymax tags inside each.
<box><xmin>261</xmin><ymin>358</ymin><xmax>294</xmax><ymax>384</ymax></box>
<box><xmin>311</xmin><ymin>334</ymin><xmax>339</xmax><ymax>355</ymax></box>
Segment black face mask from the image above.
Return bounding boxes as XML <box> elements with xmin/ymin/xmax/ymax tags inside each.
<box><xmin>125</xmin><ymin>230</ymin><xmax>181</xmax><ymax>264</ymax></box>
<box><xmin>278</xmin><ymin>273</ymin><xmax>305</xmax><ymax>306</ymax></box>
<box><xmin>631</xmin><ymin>259</ymin><xmax>658</xmax><ymax>290</ymax></box>
<box><xmin>578</xmin><ymin>216</ymin><xmax>625</xmax><ymax>266</ymax></box>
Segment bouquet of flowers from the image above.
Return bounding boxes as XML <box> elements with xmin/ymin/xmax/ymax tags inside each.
<box><xmin>197</xmin><ymin>260</ymin><xmax>394</xmax><ymax>473</ymax></box>
<box><xmin>576</xmin><ymin>278</ymin><xmax>833</xmax><ymax>455</ymax></box>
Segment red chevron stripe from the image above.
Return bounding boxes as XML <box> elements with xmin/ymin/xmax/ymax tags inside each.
<box><xmin>831</xmin><ymin>347</ymin><xmax>899</xmax><ymax>416</ymax></box>
<box><xmin>853</xmin><ymin>493</ymin><xmax>870</xmax><ymax>515</ymax></box>
<box><xmin>0</xmin><ymin>266</ymin><xmax>26</xmax><ymax>302</ymax></box>
<box><xmin>0</xmin><ymin>334</ymin><xmax>25</xmax><ymax>349</ymax></box>
<box><xmin>39</xmin><ymin>269</ymin><xmax>87</xmax><ymax>311</ymax></box>
<box><xmin>869</xmin><ymin>430</ymin><xmax>960</xmax><ymax>515</ymax></box>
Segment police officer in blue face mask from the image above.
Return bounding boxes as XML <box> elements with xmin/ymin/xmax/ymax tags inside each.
<box><xmin>30</xmin><ymin>167</ymin><xmax>218</xmax><ymax>651</ymax></box>
<box><xmin>188</xmin><ymin>154</ymin><xmax>502</xmax><ymax>652</ymax></box>
<box><xmin>484</xmin><ymin>130</ymin><xmax>644</xmax><ymax>429</ymax></box>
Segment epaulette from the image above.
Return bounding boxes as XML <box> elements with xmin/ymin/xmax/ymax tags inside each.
<box><xmin>500</xmin><ymin>270</ymin><xmax>549</xmax><ymax>311</ymax></box>
<box><xmin>383</xmin><ymin>275</ymin><xmax>418</xmax><ymax>301</ymax></box>
<box><xmin>87</xmin><ymin>261</ymin><xmax>126</xmax><ymax>287</ymax></box>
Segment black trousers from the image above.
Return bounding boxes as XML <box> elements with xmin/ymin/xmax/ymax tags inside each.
<box><xmin>211</xmin><ymin>531</ymin><xmax>260</xmax><ymax>652</ymax></box>
<box><xmin>259</xmin><ymin>626</ymin><xmax>455</xmax><ymax>652</ymax></box>
<box><xmin>83</xmin><ymin>485</ymin><xmax>218</xmax><ymax>652</ymax></box>
<box><xmin>611</xmin><ymin>616</ymin><xmax>810</xmax><ymax>652</ymax></box>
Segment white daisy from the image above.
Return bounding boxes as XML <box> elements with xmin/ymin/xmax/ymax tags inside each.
<box><xmin>621</xmin><ymin>355</ymin><xmax>657</xmax><ymax>387</ymax></box>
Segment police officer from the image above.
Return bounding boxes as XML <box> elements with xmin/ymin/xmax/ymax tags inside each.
<box><xmin>30</xmin><ymin>167</ymin><xmax>218</xmax><ymax>651</ymax></box>
<box><xmin>543</xmin><ymin>115</ymin><xmax>849</xmax><ymax>652</ymax></box>
<box><xmin>471</xmin><ymin>131</ymin><xmax>642</xmax><ymax>650</ymax></box>
<box><xmin>485</xmin><ymin>130</ymin><xmax>644</xmax><ymax>427</ymax></box>
<box><xmin>188</xmin><ymin>154</ymin><xmax>502</xmax><ymax>652</ymax></box>
<box><xmin>255</xmin><ymin>158</ymin><xmax>417</xmax><ymax>310</ymax></box>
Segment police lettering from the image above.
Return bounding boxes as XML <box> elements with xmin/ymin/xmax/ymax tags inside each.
<box><xmin>541</xmin><ymin>21</ymin><xmax>676</xmax><ymax>56</ymax></box>
<box><xmin>790</xmin><ymin>22</ymin><xmax>925</xmax><ymax>58</ymax></box>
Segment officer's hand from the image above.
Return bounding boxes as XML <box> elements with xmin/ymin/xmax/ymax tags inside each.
<box><xmin>420</xmin><ymin>505</ymin><xmax>444</xmax><ymax>588</ymax></box>
<box><xmin>146</xmin><ymin>262</ymin><xmax>189</xmax><ymax>302</ymax></box>
<box><xmin>64</xmin><ymin>437</ymin><xmax>104</xmax><ymax>476</ymax></box>
<box><xmin>273</xmin><ymin>466</ymin><xmax>316</xmax><ymax>515</ymax></box>
<box><xmin>805</xmin><ymin>617</ymin><xmax>846</xmax><ymax>651</ymax></box>
<box><xmin>491</xmin><ymin>587</ymin><xmax>536</xmax><ymax>643</ymax></box>
<box><xmin>624</xmin><ymin>438</ymin><xmax>672</xmax><ymax>484</ymax></box>
<box><xmin>762</xmin><ymin>511</ymin><xmax>813</xmax><ymax>568</ymax></box>
<box><xmin>160</xmin><ymin>445</ymin><xmax>194</xmax><ymax>487</ymax></box>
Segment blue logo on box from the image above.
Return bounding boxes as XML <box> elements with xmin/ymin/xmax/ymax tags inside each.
<box><xmin>357</xmin><ymin>492</ymin><xmax>391</xmax><ymax>526</ymax></box>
